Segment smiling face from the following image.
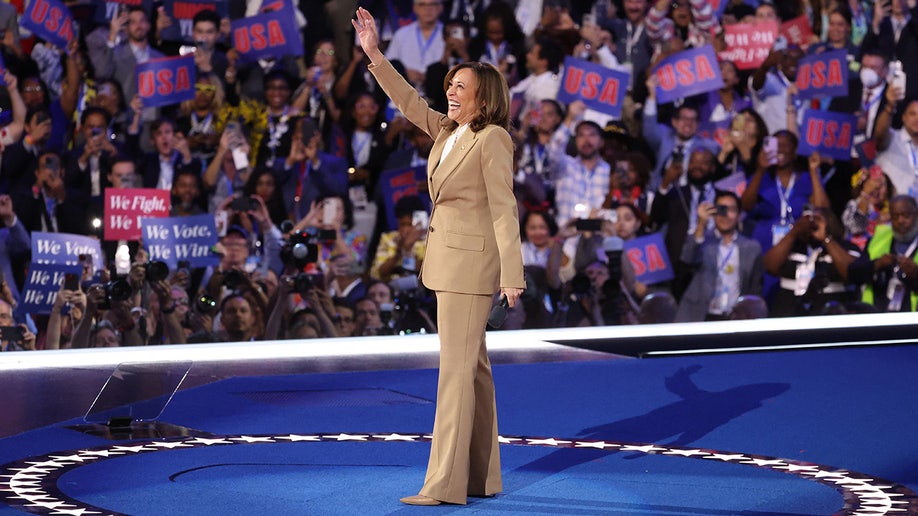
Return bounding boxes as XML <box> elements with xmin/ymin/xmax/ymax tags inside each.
<box><xmin>445</xmin><ymin>67</ymin><xmax>481</xmax><ymax>126</ymax></box>
<box><xmin>351</xmin><ymin>94</ymin><xmax>380</xmax><ymax>130</ymax></box>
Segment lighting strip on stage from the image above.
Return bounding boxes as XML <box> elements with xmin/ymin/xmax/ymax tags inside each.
<box><xmin>0</xmin><ymin>433</ymin><xmax>915</xmax><ymax>515</ymax></box>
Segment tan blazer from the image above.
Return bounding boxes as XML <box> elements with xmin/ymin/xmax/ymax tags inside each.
<box><xmin>369</xmin><ymin>59</ymin><xmax>525</xmax><ymax>295</ymax></box>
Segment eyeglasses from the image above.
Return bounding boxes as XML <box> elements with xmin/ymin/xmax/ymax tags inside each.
<box><xmin>195</xmin><ymin>84</ymin><xmax>216</xmax><ymax>93</ymax></box>
<box><xmin>23</xmin><ymin>86</ymin><xmax>43</xmax><ymax>93</ymax></box>
<box><xmin>315</xmin><ymin>48</ymin><xmax>335</xmax><ymax>56</ymax></box>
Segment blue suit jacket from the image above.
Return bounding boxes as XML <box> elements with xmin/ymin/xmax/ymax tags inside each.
<box><xmin>278</xmin><ymin>152</ymin><xmax>349</xmax><ymax>222</ymax></box>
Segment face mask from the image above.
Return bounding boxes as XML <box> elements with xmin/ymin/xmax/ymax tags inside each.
<box><xmin>860</xmin><ymin>68</ymin><xmax>880</xmax><ymax>89</ymax></box>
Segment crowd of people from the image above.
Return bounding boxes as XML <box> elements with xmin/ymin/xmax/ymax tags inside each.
<box><xmin>0</xmin><ymin>0</ymin><xmax>916</xmax><ymax>351</ymax></box>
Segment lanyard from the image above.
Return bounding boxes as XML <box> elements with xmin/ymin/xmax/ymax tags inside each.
<box><xmin>190</xmin><ymin>112</ymin><xmax>213</xmax><ymax>135</ymax></box>
<box><xmin>717</xmin><ymin>240</ymin><xmax>736</xmax><ymax>273</ymax></box>
<box><xmin>625</xmin><ymin>21</ymin><xmax>644</xmax><ymax>62</ymax></box>
<box><xmin>352</xmin><ymin>131</ymin><xmax>372</xmax><ymax>166</ymax></box>
<box><xmin>776</xmin><ymin>173</ymin><xmax>797</xmax><ymax>224</ymax></box>
<box><xmin>908</xmin><ymin>140</ymin><xmax>918</xmax><ymax>173</ymax></box>
<box><xmin>486</xmin><ymin>41</ymin><xmax>507</xmax><ymax>64</ymax></box>
<box><xmin>416</xmin><ymin>23</ymin><xmax>442</xmax><ymax>64</ymax></box>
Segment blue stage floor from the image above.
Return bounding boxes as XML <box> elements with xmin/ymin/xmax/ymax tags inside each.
<box><xmin>1</xmin><ymin>332</ymin><xmax>917</xmax><ymax>515</ymax></box>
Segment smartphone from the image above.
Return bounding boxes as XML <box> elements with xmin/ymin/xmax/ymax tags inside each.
<box><xmin>449</xmin><ymin>26</ymin><xmax>464</xmax><ymax>40</ymax></box>
<box><xmin>179</xmin><ymin>45</ymin><xmax>197</xmax><ymax>56</ymax></box>
<box><xmin>64</xmin><ymin>272</ymin><xmax>80</xmax><ymax>291</ymax></box>
<box><xmin>763</xmin><ymin>136</ymin><xmax>778</xmax><ymax>166</ymax></box>
<box><xmin>0</xmin><ymin>325</ymin><xmax>23</xmax><ymax>342</ymax></box>
<box><xmin>44</xmin><ymin>155</ymin><xmax>60</xmax><ymax>172</ymax></box>
<box><xmin>229</xmin><ymin>196</ymin><xmax>257</xmax><ymax>212</ymax></box>
<box><xmin>411</xmin><ymin>210</ymin><xmax>429</xmax><ymax>229</ymax></box>
<box><xmin>322</xmin><ymin>198</ymin><xmax>340</xmax><ymax>225</ymax></box>
<box><xmin>715</xmin><ymin>204</ymin><xmax>729</xmax><ymax>217</ymax></box>
<box><xmin>575</xmin><ymin>218</ymin><xmax>603</xmax><ymax>232</ymax></box>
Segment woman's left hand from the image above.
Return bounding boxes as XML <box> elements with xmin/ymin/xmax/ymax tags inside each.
<box><xmin>501</xmin><ymin>287</ymin><xmax>524</xmax><ymax>308</ymax></box>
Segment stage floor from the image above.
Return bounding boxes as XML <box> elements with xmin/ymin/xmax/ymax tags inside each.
<box><xmin>1</xmin><ymin>319</ymin><xmax>917</xmax><ymax>515</ymax></box>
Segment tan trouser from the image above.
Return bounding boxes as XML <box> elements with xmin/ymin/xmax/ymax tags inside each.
<box><xmin>419</xmin><ymin>291</ymin><xmax>502</xmax><ymax>504</ymax></box>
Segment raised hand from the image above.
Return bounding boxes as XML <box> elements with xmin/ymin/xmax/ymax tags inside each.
<box><xmin>352</xmin><ymin>8</ymin><xmax>384</xmax><ymax>65</ymax></box>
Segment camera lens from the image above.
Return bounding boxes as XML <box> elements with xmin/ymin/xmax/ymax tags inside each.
<box><xmin>223</xmin><ymin>269</ymin><xmax>244</xmax><ymax>289</ymax></box>
<box><xmin>107</xmin><ymin>279</ymin><xmax>133</xmax><ymax>302</ymax></box>
<box><xmin>146</xmin><ymin>261</ymin><xmax>169</xmax><ymax>282</ymax></box>
<box><xmin>196</xmin><ymin>295</ymin><xmax>217</xmax><ymax>313</ymax></box>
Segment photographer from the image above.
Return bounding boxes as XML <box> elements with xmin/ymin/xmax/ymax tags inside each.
<box><xmin>45</xmin><ymin>278</ymin><xmax>86</xmax><ymax>350</ymax></box>
<box><xmin>216</xmin><ymin>292</ymin><xmax>262</xmax><ymax>342</ymax></box>
<box><xmin>370</xmin><ymin>195</ymin><xmax>428</xmax><ymax>283</ymax></box>
<box><xmin>0</xmin><ymin>299</ymin><xmax>35</xmax><ymax>351</ymax></box>
<box><xmin>763</xmin><ymin>206</ymin><xmax>861</xmax><ymax>317</ymax></box>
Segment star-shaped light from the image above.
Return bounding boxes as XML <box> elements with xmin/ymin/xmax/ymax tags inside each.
<box><xmin>111</xmin><ymin>445</ymin><xmax>152</xmax><ymax>453</ymax></box>
<box><xmin>372</xmin><ymin>433</ymin><xmax>420</xmax><ymax>441</ymax></box>
<box><xmin>148</xmin><ymin>441</ymin><xmax>194</xmax><ymax>449</ymax></box>
<box><xmin>322</xmin><ymin>433</ymin><xmax>369</xmax><ymax>441</ymax></box>
<box><xmin>740</xmin><ymin>458</ymin><xmax>785</xmax><ymax>467</ymax></box>
<box><xmin>229</xmin><ymin>436</ymin><xmax>275</xmax><ymax>443</ymax></box>
<box><xmin>574</xmin><ymin>441</ymin><xmax>619</xmax><ymax>449</ymax></box>
<box><xmin>703</xmin><ymin>453</ymin><xmax>747</xmax><ymax>462</ymax></box>
<box><xmin>525</xmin><ymin>438</ymin><xmax>572</xmax><ymax>446</ymax></box>
<box><xmin>186</xmin><ymin>437</ymin><xmax>232</xmax><ymax>446</ymax></box>
<box><xmin>662</xmin><ymin>448</ymin><xmax>707</xmax><ymax>457</ymax></box>
<box><xmin>274</xmin><ymin>434</ymin><xmax>321</xmax><ymax>442</ymax></box>
<box><xmin>620</xmin><ymin>444</ymin><xmax>667</xmax><ymax>453</ymax></box>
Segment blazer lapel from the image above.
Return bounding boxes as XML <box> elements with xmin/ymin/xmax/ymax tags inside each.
<box><xmin>431</xmin><ymin>129</ymin><xmax>477</xmax><ymax>202</ymax></box>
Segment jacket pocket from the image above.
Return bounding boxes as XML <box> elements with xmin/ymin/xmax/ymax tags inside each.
<box><xmin>445</xmin><ymin>231</ymin><xmax>485</xmax><ymax>251</ymax></box>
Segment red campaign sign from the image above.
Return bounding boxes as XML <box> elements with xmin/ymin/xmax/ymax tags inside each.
<box><xmin>781</xmin><ymin>16</ymin><xmax>814</xmax><ymax>48</ymax></box>
<box><xmin>104</xmin><ymin>188</ymin><xmax>171</xmax><ymax>241</ymax></box>
<box><xmin>718</xmin><ymin>20</ymin><xmax>778</xmax><ymax>70</ymax></box>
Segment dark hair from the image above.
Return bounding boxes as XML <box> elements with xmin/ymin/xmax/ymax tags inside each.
<box><xmin>672</xmin><ymin>103</ymin><xmax>700</xmax><ymax>122</ymax></box>
<box><xmin>477</xmin><ymin>1</ymin><xmax>525</xmax><ymax>45</ymax></box>
<box><xmin>521</xmin><ymin>210</ymin><xmax>558</xmax><ymax>240</ymax></box>
<box><xmin>80</xmin><ymin>106</ymin><xmax>111</xmax><ymax>127</ymax></box>
<box><xmin>316</xmin><ymin>194</ymin><xmax>355</xmax><ymax>230</ymax></box>
<box><xmin>535</xmin><ymin>36</ymin><xmax>565</xmax><ymax>73</ymax></box>
<box><xmin>110</xmin><ymin>154</ymin><xmax>136</xmax><ymax>169</ymax></box>
<box><xmin>394</xmin><ymin>195</ymin><xmax>427</xmax><ymax>219</ymax></box>
<box><xmin>25</xmin><ymin>105</ymin><xmax>51</xmax><ymax>124</ymax></box>
<box><xmin>151</xmin><ymin>117</ymin><xmax>177</xmax><ymax>134</ymax></box>
<box><xmin>243</xmin><ymin>167</ymin><xmax>288</xmax><ymax>226</ymax></box>
<box><xmin>624</xmin><ymin>151</ymin><xmax>652</xmax><ymax>189</ymax></box>
<box><xmin>714</xmin><ymin>190</ymin><xmax>741</xmax><ymax>208</ymax></box>
<box><xmin>442</xmin><ymin>61</ymin><xmax>511</xmax><ymax>132</ymax></box>
<box><xmin>575</xmin><ymin>120</ymin><xmax>602</xmax><ymax>136</ymax></box>
<box><xmin>192</xmin><ymin>8</ymin><xmax>220</xmax><ymax>28</ymax></box>
<box><xmin>540</xmin><ymin>98</ymin><xmax>565</xmax><ymax>120</ymax></box>
<box><xmin>263</xmin><ymin>69</ymin><xmax>297</xmax><ymax>90</ymax></box>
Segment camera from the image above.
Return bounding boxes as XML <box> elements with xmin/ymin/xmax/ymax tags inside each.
<box><xmin>229</xmin><ymin>196</ymin><xmax>259</xmax><ymax>212</ymax></box>
<box><xmin>715</xmin><ymin>204</ymin><xmax>730</xmax><ymax>217</ymax></box>
<box><xmin>281</xmin><ymin>229</ymin><xmax>320</xmax><ymax>270</ymax></box>
<box><xmin>574</xmin><ymin>218</ymin><xmax>603</xmax><ymax>232</ymax></box>
<box><xmin>97</xmin><ymin>277</ymin><xmax>133</xmax><ymax>310</ymax></box>
<box><xmin>222</xmin><ymin>269</ymin><xmax>245</xmax><ymax>289</ymax></box>
<box><xmin>0</xmin><ymin>325</ymin><xmax>24</xmax><ymax>342</ymax></box>
<box><xmin>195</xmin><ymin>294</ymin><xmax>217</xmax><ymax>315</ymax></box>
<box><xmin>145</xmin><ymin>260</ymin><xmax>169</xmax><ymax>283</ymax></box>
<box><xmin>387</xmin><ymin>275</ymin><xmax>433</xmax><ymax>335</ymax></box>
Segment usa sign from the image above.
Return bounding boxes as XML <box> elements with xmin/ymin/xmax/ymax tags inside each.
<box><xmin>653</xmin><ymin>45</ymin><xmax>724</xmax><ymax>104</ymax></box>
<box><xmin>558</xmin><ymin>56</ymin><xmax>630</xmax><ymax>118</ymax></box>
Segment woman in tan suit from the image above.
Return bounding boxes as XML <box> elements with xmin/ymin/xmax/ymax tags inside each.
<box><xmin>353</xmin><ymin>7</ymin><xmax>525</xmax><ymax>507</ymax></box>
